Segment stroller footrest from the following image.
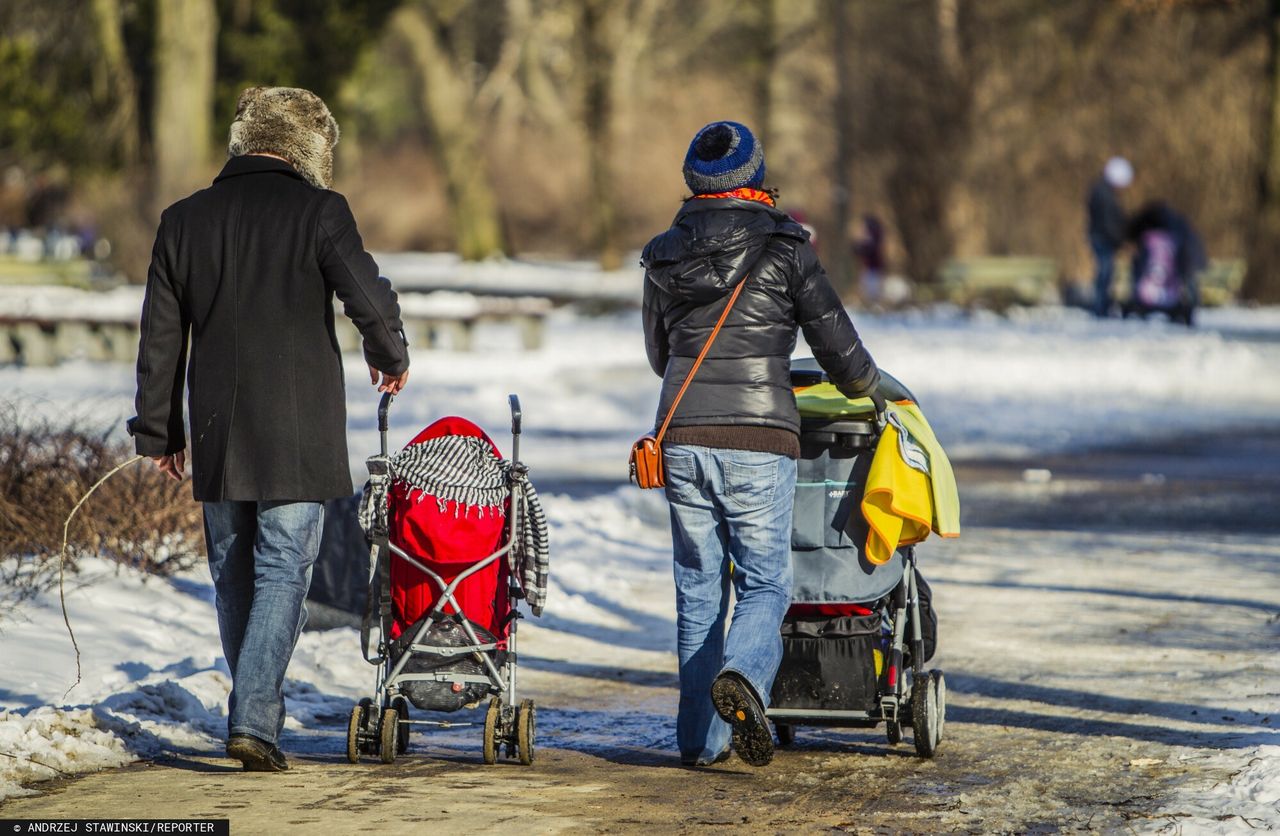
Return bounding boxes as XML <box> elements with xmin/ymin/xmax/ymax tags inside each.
<box><xmin>409</xmin><ymin>642</ymin><xmax>498</xmax><ymax>656</ymax></box>
<box><xmin>393</xmin><ymin>672</ymin><xmax>499</xmax><ymax>686</ymax></box>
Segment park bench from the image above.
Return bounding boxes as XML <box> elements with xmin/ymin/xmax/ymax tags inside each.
<box><xmin>1196</xmin><ymin>259</ymin><xmax>1247</xmax><ymax>306</ymax></box>
<box><xmin>937</xmin><ymin>256</ymin><xmax>1061</xmax><ymax>309</ymax></box>
<box><xmin>0</xmin><ymin>286</ymin><xmax>552</xmax><ymax>367</ymax></box>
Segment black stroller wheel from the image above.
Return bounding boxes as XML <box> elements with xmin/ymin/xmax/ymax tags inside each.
<box><xmin>346</xmin><ymin>704</ymin><xmax>365</xmax><ymax>764</ymax></box>
<box><xmin>379</xmin><ymin>708</ymin><xmax>400</xmax><ymax>765</ymax></box>
<box><xmin>482</xmin><ymin>698</ymin><xmax>501</xmax><ymax>765</ymax></box>
<box><xmin>911</xmin><ymin>676</ymin><xmax>938</xmax><ymax>758</ymax></box>
<box><xmin>517</xmin><ymin>699</ymin><xmax>536</xmax><ymax>766</ymax></box>
<box><xmin>775</xmin><ymin>723</ymin><xmax>795</xmax><ymax>747</ymax></box>
<box><xmin>391</xmin><ymin>696</ymin><xmax>411</xmax><ymax>754</ymax></box>
<box><xmin>931</xmin><ymin>670</ymin><xmax>947</xmax><ymax>744</ymax></box>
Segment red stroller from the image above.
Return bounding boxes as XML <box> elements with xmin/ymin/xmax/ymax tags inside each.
<box><xmin>347</xmin><ymin>393</ymin><xmax>544</xmax><ymax>765</ymax></box>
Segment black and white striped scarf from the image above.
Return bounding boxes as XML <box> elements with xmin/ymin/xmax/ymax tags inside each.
<box><xmin>359</xmin><ymin>435</ymin><xmax>549</xmax><ymax>616</ymax></box>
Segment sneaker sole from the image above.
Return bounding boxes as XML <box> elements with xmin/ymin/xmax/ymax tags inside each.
<box><xmin>710</xmin><ymin>675</ymin><xmax>774</xmax><ymax>767</ymax></box>
<box><xmin>226</xmin><ymin>738</ymin><xmax>287</xmax><ymax>773</ymax></box>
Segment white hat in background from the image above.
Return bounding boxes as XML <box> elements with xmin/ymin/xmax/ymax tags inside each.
<box><xmin>1104</xmin><ymin>156</ymin><xmax>1134</xmax><ymax>189</ymax></box>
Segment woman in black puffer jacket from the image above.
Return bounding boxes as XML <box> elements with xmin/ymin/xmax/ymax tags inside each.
<box><xmin>642</xmin><ymin>121</ymin><xmax>879</xmax><ymax>769</ymax></box>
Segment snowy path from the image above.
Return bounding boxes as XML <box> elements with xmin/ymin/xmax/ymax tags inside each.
<box><xmin>2</xmin><ymin>305</ymin><xmax>1279</xmax><ymax>830</ymax></box>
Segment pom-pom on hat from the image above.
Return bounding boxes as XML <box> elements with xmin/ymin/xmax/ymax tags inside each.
<box><xmin>227</xmin><ymin>86</ymin><xmax>340</xmax><ymax>189</ymax></box>
<box><xmin>682</xmin><ymin>121</ymin><xmax>765</xmax><ymax>195</ymax></box>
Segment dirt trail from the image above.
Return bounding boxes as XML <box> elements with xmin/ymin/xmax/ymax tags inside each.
<box><xmin>0</xmin><ymin>689</ymin><xmax>1202</xmax><ymax>834</ymax></box>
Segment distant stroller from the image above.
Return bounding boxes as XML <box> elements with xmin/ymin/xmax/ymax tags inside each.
<box><xmin>1123</xmin><ymin>201</ymin><xmax>1205</xmax><ymax>326</ymax></box>
<box><xmin>347</xmin><ymin>393</ymin><xmax>548</xmax><ymax>765</ymax></box>
<box><xmin>767</xmin><ymin>361</ymin><xmax>946</xmax><ymax>758</ymax></box>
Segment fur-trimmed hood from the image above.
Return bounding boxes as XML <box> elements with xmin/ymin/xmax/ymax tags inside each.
<box><xmin>227</xmin><ymin>86</ymin><xmax>339</xmax><ymax>189</ymax></box>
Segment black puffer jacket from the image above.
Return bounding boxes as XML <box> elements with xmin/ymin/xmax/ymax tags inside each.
<box><xmin>642</xmin><ymin>196</ymin><xmax>879</xmax><ymax>435</ymax></box>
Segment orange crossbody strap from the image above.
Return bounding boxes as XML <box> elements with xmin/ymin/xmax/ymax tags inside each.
<box><xmin>654</xmin><ymin>277</ymin><xmax>750</xmax><ymax>446</ymax></box>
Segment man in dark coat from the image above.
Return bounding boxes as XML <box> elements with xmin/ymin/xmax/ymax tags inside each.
<box><xmin>642</xmin><ymin>120</ymin><xmax>879</xmax><ymax>768</ymax></box>
<box><xmin>1086</xmin><ymin>156</ymin><xmax>1133</xmax><ymax>317</ymax></box>
<box><xmin>129</xmin><ymin>87</ymin><xmax>409</xmax><ymax>772</ymax></box>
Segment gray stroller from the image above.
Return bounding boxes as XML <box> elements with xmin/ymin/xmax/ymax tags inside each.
<box><xmin>767</xmin><ymin>362</ymin><xmax>946</xmax><ymax>758</ymax></box>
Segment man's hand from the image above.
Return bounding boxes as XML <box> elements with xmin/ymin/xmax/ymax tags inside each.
<box><xmin>369</xmin><ymin>365</ymin><xmax>410</xmax><ymax>395</ymax></box>
<box><xmin>151</xmin><ymin>451</ymin><xmax>186</xmax><ymax>481</ymax></box>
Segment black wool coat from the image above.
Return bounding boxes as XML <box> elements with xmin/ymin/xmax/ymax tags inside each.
<box><xmin>130</xmin><ymin>155</ymin><xmax>410</xmax><ymax>502</ymax></box>
<box><xmin>641</xmin><ymin>196</ymin><xmax>879</xmax><ymax>435</ymax></box>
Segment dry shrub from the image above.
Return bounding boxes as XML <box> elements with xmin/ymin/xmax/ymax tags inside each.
<box><xmin>0</xmin><ymin>406</ymin><xmax>203</xmax><ymax>607</ymax></box>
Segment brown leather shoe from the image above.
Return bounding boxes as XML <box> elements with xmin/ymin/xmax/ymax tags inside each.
<box><xmin>226</xmin><ymin>734</ymin><xmax>289</xmax><ymax>772</ymax></box>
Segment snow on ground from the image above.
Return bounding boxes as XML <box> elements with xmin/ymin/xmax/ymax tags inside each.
<box><xmin>5</xmin><ymin>303</ymin><xmax>1280</xmax><ymax>479</ymax></box>
<box><xmin>2</xmin><ymin>302</ymin><xmax>1279</xmax><ymax>823</ymax></box>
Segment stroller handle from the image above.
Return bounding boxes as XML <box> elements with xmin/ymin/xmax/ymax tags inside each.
<box><xmin>509</xmin><ymin>394</ymin><xmax>522</xmax><ymax>436</ymax></box>
<box><xmin>378</xmin><ymin>392</ymin><xmax>396</xmax><ymax>433</ymax></box>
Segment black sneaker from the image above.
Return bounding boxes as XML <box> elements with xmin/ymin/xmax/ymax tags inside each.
<box><xmin>226</xmin><ymin>734</ymin><xmax>289</xmax><ymax>772</ymax></box>
<box><xmin>710</xmin><ymin>671</ymin><xmax>774</xmax><ymax>767</ymax></box>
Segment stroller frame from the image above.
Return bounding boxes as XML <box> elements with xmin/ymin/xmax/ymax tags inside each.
<box><xmin>347</xmin><ymin>392</ymin><xmax>537</xmax><ymax>766</ymax></box>
<box><xmin>767</xmin><ymin>546</ymin><xmax>944</xmax><ymax>758</ymax></box>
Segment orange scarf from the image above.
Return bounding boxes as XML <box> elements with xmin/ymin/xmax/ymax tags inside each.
<box><xmin>693</xmin><ymin>187</ymin><xmax>775</xmax><ymax>207</ymax></box>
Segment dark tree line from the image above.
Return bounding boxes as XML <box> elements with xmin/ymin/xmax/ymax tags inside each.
<box><xmin>2</xmin><ymin>0</ymin><xmax>1277</xmax><ymax>302</ymax></box>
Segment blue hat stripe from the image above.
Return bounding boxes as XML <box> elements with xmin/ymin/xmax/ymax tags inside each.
<box><xmin>683</xmin><ymin>121</ymin><xmax>765</xmax><ymax>194</ymax></box>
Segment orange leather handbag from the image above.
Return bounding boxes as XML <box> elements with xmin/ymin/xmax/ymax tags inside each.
<box><xmin>629</xmin><ymin>277</ymin><xmax>751</xmax><ymax>489</ymax></box>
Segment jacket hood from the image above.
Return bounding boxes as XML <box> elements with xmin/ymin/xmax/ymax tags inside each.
<box><xmin>642</xmin><ymin>197</ymin><xmax>809</xmax><ymax>303</ymax></box>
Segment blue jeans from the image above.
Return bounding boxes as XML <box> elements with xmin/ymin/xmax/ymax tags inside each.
<box><xmin>663</xmin><ymin>444</ymin><xmax>797</xmax><ymax>764</ymax></box>
<box><xmin>203</xmin><ymin>500</ymin><xmax>324</xmax><ymax>745</ymax></box>
<box><xmin>1091</xmin><ymin>233</ymin><xmax>1116</xmax><ymax>317</ymax></box>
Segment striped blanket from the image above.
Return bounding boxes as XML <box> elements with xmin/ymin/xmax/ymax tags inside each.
<box><xmin>359</xmin><ymin>434</ymin><xmax>549</xmax><ymax>616</ymax></box>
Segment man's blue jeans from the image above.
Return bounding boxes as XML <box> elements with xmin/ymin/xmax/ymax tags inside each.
<box><xmin>663</xmin><ymin>444</ymin><xmax>796</xmax><ymax>764</ymax></box>
<box><xmin>203</xmin><ymin>500</ymin><xmax>324</xmax><ymax>745</ymax></box>
<box><xmin>1091</xmin><ymin>233</ymin><xmax>1116</xmax><ymax>317</ymax></box>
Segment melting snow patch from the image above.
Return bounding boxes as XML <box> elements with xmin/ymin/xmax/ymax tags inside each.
<box><xmin>0</xmin><ymin>706</ymin><xmax>132</xmax><ymax>800</ymax></box>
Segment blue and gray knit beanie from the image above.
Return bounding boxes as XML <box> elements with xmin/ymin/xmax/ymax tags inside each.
<box><xmin>682</xmin><ymin>121</ymin><xmax>765</xmax><ymax>195</ymax></box>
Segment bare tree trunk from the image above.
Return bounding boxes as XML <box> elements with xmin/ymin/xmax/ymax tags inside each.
<box><xmin>152</xmin><ymin>0</ymin><xmax>217</xmax><ymax>214</ymax></box>
<box><xmin>395</xmin><ymin>5</ymin><xmax>505</xmax><ymax>261</ymax></box>
<box><xmin>827</xmin><ymin>0</ymin><xmax>855</xmax><ymax>294</ymax></box>
<box><xmin>1245</xmin><ymin>0</ymin><xmax>1280</xmax><ymax>303</ymax></box>
<box><xmin>580</xmin><ymin>0</ymin><xmax>620</xmax><ymax>270</ymax></box>
<box><xmin>749</xmin><ymin>0</ymin><xmax>779</xmax><ymax>152</ymax></box>
<box><xmin>89</xmin><ymin>0</ymin><xmax>140</xmax><ymax>166</ymax></box>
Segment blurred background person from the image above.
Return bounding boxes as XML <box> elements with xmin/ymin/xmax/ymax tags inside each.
<box><xmin>1087</xmin><ymin>156</ymin><xmax>1134</xmax><ymax>317</ymax></box>
<box><xmin>853</xmin><ymin>213</ymin><xmax>886</xmax><ymax>308</ymax></box>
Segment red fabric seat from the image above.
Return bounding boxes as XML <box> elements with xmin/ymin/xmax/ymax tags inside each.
<box><xmin>387</xmin><ymin>416</ymin><xmax>511</xmax><ymax>643</ymax></box>
<box><xmin>787</xmin><ymin>603</ymin><xmax>875</xmax><ymax>618</ymax></box>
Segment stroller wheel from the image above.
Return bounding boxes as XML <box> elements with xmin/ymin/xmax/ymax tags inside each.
<box><xmin>885</xmin><ymin>712</ymin><xmax>903</xmax><ymax>746</ymax></box>
<box><xmin>379</xmin><ymin>707</ymin><xmax>400</xmax><ymax>765</ymax></box>
<box><xmin>517</xmin><ymin>699</ymin><xmax>536</xmax><ymax>766</ymax></box>
<box><xmin>346</xmin><ymin>704</ymin><xmax>366</xmax><ymax>764</ymax></box>
<box><xmin>391</xmin><ymin>696</ymin><xmax>411</xmax><ymax>755</ymax></box>
<box><xmin>931</xmin><ymin>670</ymin><xmax>947</xmax><ymax>745</ymax></box>
<box><xmin>482</xmin><ymin>698</ymin><xmax>501</xmax><ymax>765</ymax></box>
<box><xmin>775</xmin><ymin>723</ymin><xmax>795</xmax><ymax>747</ymax></box>
<box><xmin>911</xmin><ymin>676</ymin><xmax>939</xmax><ymax>758</ymax></box>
